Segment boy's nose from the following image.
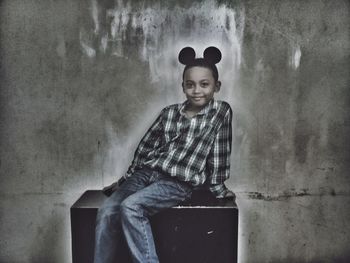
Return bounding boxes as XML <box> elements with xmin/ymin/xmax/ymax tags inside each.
<box><xmin>193</xmin><ymin>85</ymin><xmax>200</xmax><ymax>93</ymax></box>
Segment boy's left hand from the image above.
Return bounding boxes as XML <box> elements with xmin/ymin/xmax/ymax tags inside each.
<box><xmin>224</xmin><ymin>190</ymin><xmax>235</xmax><ymax>198</ymax></box>
<box><xmin>216</xmin><ymin>189</ymin><xmax>237</xmax><ymax>207</ymax></box>
<box><xmin>216</xmin><ymin>189</ymin><xmax>235</xmax><ymax>199</ymax></box>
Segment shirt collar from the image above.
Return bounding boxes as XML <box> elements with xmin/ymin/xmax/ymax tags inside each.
<box><xmin>179</xmin><ymin>99</ymin><xmax>218</xmax><ymax>117</ymax></box>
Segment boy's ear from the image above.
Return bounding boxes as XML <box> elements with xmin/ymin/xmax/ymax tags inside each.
<box><xmin>215</xmin><ymin>81</ymin><xmax>221</xmax><ymax>92</ymax></box>
<box><xmin>182</xmin><ymin>82</ymin><xmax>185</xmax><ymax>93</ymax></box>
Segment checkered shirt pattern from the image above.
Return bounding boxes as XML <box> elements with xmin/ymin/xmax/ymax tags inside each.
<box><xmin>125</xmin><ymin>99</ymin><xmax>232</xmax><ymax>197</ymax></box>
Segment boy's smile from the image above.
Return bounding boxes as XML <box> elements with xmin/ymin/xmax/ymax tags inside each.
<box><xmin>182</xmin><ymin>66</ymin><xmax>221</xmax><ymax>114</ymax></box>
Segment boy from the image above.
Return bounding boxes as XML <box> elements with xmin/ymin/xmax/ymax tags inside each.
<box><xmin>94</xmin><ymin>46</ymin><xmax>233</xmax><ymax>263</ymax></box>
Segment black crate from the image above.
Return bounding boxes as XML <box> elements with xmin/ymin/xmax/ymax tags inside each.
<box><xmin>71</xmin><ymin>190</ymin><xmax>238</xmax><ymax>263</ymax></box>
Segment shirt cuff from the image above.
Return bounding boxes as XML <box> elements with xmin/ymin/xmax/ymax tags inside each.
<box><xmin>209</xmin><ymin>183</ymin><xmax>228</xmax><ymax>198</ymax></box>
<box><xmin>125</xmin><ymin>166</ymin><xmax>135</xmax><ymax>178</ymax></box>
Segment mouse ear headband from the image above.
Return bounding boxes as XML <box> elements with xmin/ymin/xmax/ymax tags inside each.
<box><xmin>178</xmin><ymin>46</ymin><xmax>222</xmax><ymax>65</ymax></box>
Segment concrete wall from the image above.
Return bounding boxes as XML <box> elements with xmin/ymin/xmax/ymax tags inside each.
<box><xmin>0</xmin><ymin>0</ymin><xmax>349</xmax><ymax>262</ymax></box>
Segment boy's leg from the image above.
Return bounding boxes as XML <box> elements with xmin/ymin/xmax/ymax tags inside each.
<box><xmin>94</xmin><ymin>168</ymin><xmax>154</xmax><ymax>263</ymax></box>
<box><xmin>120</xmin><ymin>173</ymin><xmax>193</xmax><ymax>263</ymax></box>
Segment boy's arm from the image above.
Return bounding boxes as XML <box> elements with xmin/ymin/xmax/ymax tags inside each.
<box><xmin>206</xmin><ymin>106</ymin><xmax>233</xmax><ymax>198</ymax></box>
<box><xmin>124</xmin><ymin>109</ymin><xmax>165</xmax><ymax>178</ymax></box>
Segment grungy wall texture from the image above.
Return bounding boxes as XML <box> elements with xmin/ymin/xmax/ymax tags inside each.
<box><xmin>0</xmin><ymin>0</ymin><xmax>349</xmax><ymax>262</ymax></box>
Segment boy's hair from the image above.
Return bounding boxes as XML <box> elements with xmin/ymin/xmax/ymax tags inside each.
<box><xmin>178</xmin><ymin>46</ymin><xmax>222</xmax><ymax>81</ymax></box>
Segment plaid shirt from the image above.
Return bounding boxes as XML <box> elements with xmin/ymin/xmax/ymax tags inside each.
<box><xmin>125</xmin><ymin>99</ymin><xmax>232</xmax><ymax>197</ymax></box>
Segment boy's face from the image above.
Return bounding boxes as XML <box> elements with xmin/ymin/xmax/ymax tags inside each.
<box><xmin>182</xmin><ymin>66</ymin><xmax>221</xmax><ymax>111</ymax></box>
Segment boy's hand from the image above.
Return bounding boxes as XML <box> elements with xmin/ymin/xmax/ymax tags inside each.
<box><xmin>216</xmin><ymin>189</ymin><xmax>237</xmax><ymax>207</ymax></box>
<box><xmin>102</xmin><ymin>177</ymin><xmax>126</xmax><ymax>197</ymax></box>
<box><xmin>117</xmin><ymin>176</ymin><xmax>126</xmax><ymax>186</ymax></box>
<box><xmin>224</xmin><ymin>190</ymin><xmax>235</xmax><ymax>198</ymax></box>
<box><xmin>216</xmin><ymin>189</ymin><xmax>235</xmax><ymax>199</ymax></box>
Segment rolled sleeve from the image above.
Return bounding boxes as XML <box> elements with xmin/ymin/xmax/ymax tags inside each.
<box><xmin>125</xmin><ymin>109</ymin><xmax>164</xmax><ymax>178</ymax></box>
<box><xmin>206</xmin><ymin>106</ymin><xmax>232</xmax><ymax>198</ymax></box>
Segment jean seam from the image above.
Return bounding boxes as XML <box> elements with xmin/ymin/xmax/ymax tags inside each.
<box><xmin>139</xmin><ymin>208</ymin><xmax>151</xmax><ymax>263</ymax></box>
<box><xmin>106</xmin><ymin>211</ymin><xmax>118</xmax><ymax>234</ymax></box>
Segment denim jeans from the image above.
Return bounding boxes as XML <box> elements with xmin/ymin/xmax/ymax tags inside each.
<box><xmin>94</xmin><ymin>167</ymin><xmax>193</xmax><ymax>263</ymax></box>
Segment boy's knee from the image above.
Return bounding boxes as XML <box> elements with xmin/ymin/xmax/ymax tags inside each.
<box><xmin>120</xmin><ymin>198</ymin><xmax>141</xmax><ymax>218</ymax></box>
<box><xmin>96</xmin><ymin>203</ymin><xmax>121</xmax><ymax>223</ymax></box>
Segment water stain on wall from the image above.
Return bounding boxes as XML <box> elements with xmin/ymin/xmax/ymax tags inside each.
<box><xmin>79</xmin><ymin>0</ymin><xmax>246</xmax><ymax>184</ymax></box>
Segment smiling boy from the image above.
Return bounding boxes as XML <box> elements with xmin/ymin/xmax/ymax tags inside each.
<box><xmin>183</xmin><ymin>66</ymin><xmax>220</xmax><ymax>117</ymax></box>
<box><xmin>94</xmin><ymin>46</ymin><xmax>233</xmax><ymax>263</ymax></box>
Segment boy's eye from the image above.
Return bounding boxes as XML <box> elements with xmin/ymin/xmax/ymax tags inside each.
<box><xmin>201</xmin><ymin>82</ymin><xmax>209</xmax><ymax>87</ymax></box>
<box><xmin>185</xmin><ymin>83</ymin><xmax>194</xmax><ymax>88</ymax></box>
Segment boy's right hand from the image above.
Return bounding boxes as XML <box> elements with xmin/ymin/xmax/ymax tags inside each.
<box><xmin>102</xmin><ymin>177</ymin><xmax>126</xmax><ymax>197</ymax></box>
<box><xmin>117</xmin><ymin>176</ymin><xmax>126</xmax><ymax>186</ymax></box>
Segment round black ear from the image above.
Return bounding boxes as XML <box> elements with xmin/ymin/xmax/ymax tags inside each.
<box><xmin>203</xmin><ymin>46</ymin><xmax>222</xmax><ymax>64</ymax></box>
<box><xmin>178</xmin><ymin>47</ymin><xmax>196</xmax><ymax>65</ymax></box>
